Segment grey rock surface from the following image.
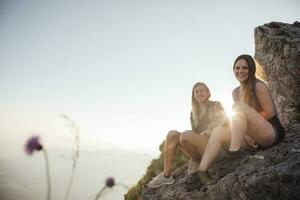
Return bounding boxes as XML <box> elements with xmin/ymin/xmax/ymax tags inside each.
<box><xmin>254</xmin><ymin>21</ymin><xmax>300</xmax><ymax>127</ymax></box>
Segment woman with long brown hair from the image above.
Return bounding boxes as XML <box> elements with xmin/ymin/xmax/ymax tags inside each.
<box><xmin>194</xmin><ymin>54</ymin><xmax>285</xmax><ymax>184</ymax></box>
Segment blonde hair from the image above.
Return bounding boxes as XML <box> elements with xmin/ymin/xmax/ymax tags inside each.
<box><xmin>191</xmin><ymin>82</ymin><xmax>210</xmax><ymax>127</ymax></box>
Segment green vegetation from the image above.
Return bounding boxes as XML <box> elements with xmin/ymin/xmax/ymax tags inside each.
<box><xmin>125</xmin><ymin>141</ymin><xmax>188</xmax><ymax>200</ymax></box>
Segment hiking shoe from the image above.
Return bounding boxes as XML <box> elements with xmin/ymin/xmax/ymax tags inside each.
<box><xmin>187</xmin><ymin>159</ymin><xmax>199</xmax><ymax>175</ymax></box>
<box><xmin>186</xmin><ymin>171</ymin><xmax>200</xmax><ymax>184</ymax></box>
<box><xmin>185</xmin><ymin>170</ymin><xmax>211</xmax><ymax>191</ymax></box>
<box><xmin>196</xmin><ymin>170</ymin><xmax>211</xmax><ymax>184</ymax></box>
<box><xmin>151</xmin><ymin>172</ymin><xmax>164</xmax><ymax>180</ymax></box>
<box><xmin>227</xmin><ymin>149</ymin><xmax>248</xmax><ymax>161</ymax></box>
<box><xmin>147</xmin><ymin>174</ymin><xmax>175</xmax><ymax>189</ymax></box>
<box><xmin>185</xmin><ymin>172</ymin><xmax>201</xmax><ymax>191</ymax></box>
<box><xmin>187</xmin><ymin>170</ymin><xmax>211</xmax><ymax>184</ymax></box>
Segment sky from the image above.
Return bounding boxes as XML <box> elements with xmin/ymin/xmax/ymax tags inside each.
<box><xmin>0</xmin><ymin>0</ymin><xmax>299</xmax><ymax>155</ymax></box>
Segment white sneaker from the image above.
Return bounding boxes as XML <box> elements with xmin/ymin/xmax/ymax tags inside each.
<box><xmin>147</xmin><ymin>173</ymin><xmax>175</xmax><ymax>189</ymax></box>
<box><xmin>151</xmin><ymin>172</ymin><xmax>165</xmax><ymax>180</ymax></box>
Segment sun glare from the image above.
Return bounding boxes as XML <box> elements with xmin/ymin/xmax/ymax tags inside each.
<box><xmin>226</xmin><ymin>109</ymin><xmax>235</xmax><ymax>118</ymax></box>
<box><xmin>220</xmin><ymin>97</ymin><xmax>235</xmax><ymax>118</ymax></box>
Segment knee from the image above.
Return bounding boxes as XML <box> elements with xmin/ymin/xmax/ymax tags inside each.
<box><xmin>182</xmin><ymin>130</ymin><xmax>192</xmax><ymax>134</ymax></box>
<box><xmin>166</xmin><ymin>130</ymin><xmax>180</xmax><ymax>142</ymax></box>
<box><xmin>179</xmin><ymin>133</ymin><xmax>191</xmax><ymax>146</ymax></box>
<box><xmin>232</xmin><ymin>103</ymin><xmax>248</xmax><ymax>121</ymax></box>
<box><xmin>210</xmin><ymin>127</ymin><xmax>226</xmax><ymax>142</ymax></box>
<box><xmin>261</xmin><ymin>132</ymin><xmax>276</xmax><ymax>145</ymax></box>
<box><xmin>232</xmin><ymin>102</ymin><xmax>248</xmax><ymax>113</ymax></box>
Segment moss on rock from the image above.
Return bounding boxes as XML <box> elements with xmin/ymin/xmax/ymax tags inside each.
<box><xmin>125</xmin><ymin>141</ymin><xmax>188</xmax><ymax>200</ymax></box>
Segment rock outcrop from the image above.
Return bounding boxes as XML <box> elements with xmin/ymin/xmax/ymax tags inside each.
<box><xmin>126</xmin><ymin>22</ymin><xmax>300</xmax><ymax>200</ymax></box>
<box><xmin>254</xmin><ymin>21</ymin><xmax>300</xmax><ymax>126</ymax></box>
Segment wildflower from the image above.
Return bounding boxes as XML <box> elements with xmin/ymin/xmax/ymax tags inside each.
<box><xmin>95</xmin><ymin>177</ymin><xmax>115</xmax><ymax>200</ymax></box>
<box><xmin>25</xmin><ymin>136</ymin><xmax>43</xmax><ymax>155</ymax></box>
<box><xmin>106</xmin><ymin>177</ymin><xmax>115</xmax><ymax>187</ymax></box>
<box><xmin>25</xmin><ymin>135</ymin><xmax>51</xmax><ymax>200</ymax></box>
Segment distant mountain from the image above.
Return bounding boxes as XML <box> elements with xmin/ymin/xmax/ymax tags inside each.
<box><xmin>0</xmin><ymin>148</ymin><xmax>153</xmax><ymax>200</ymax></box>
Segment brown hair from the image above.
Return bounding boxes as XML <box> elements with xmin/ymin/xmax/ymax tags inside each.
<box><xmin>233</xmin><ymin>54</ymin><xmax>267</xmax><ymax>108</ymax></box>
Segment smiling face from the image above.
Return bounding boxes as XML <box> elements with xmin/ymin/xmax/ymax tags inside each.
<box><xmin>234</xmin><ymin>59</ymin><xmax>249</xmax><ymax>83</ymax></box>
<box><xmin>193</xmin><ymin>84</ymin><xmax>210</xmax><ymax>104</ymax></box>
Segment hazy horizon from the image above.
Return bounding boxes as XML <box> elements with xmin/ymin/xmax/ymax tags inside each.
<box><xmin>0</xmin><ymin>148</ymin><xmax>153</xmax><ymax>200</ymax></box>
<box><xmin>1</xmin><ymin>0</ymin><xmax>299</xmax><ymax>156</ymax></box>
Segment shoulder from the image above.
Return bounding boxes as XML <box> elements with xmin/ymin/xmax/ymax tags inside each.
<box><xmin>210</xmin><ymin>100</ymin><xmax>222</xmax><ymax>106</ymax></box>
<box><xmin>232</xmin><ymin>87</ymin><xmax>240</xmax><ymax>101</ymax></box>
<box><xmin>255</xmin><ymin>81</ymin><xmax>269</xmax><ymax>95</ymax></box>
<box><xmin>209</xmin><ymin>100</ymin><xmax>219</xmax><ymax>106</ymax></box>
<box><xmin>209</xmin><ymin>101</ymin><xmax>224</xmax><ymax>110</ymax></box>
<box><xmin>232</xmin><ymin>87</ymin><xmax>239</xmax><ymax>95</ymax></box>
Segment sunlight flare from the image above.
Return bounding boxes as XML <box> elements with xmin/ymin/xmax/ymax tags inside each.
<box><xmin>227</xmin><ymin>109</ymin><xmax>236</xmax><ymax>118</ymax></box>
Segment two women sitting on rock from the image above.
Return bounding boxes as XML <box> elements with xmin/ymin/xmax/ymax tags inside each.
<box><xmin>148</xmin><ymin>54</ymin><xmax>285</xmax><ymax>189</ymax></box>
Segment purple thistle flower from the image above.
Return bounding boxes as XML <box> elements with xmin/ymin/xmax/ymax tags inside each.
<box><xmin>25</xmin><ymin>136</ymin><xmax>43</xmax><ymax>155</ymax></box>
<box><xmin>105</xmin><ymin>177</ymin><xmax>114</xmax><ymax>188</ymax></box>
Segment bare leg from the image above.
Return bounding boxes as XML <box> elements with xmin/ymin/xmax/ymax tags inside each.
<box><xmin>164</xmin><ymin>130</ymin><xmax>181</xmax><ymax>176</ymax></box>
<box><xmin>232</xmin><ymin>102</ymin><xmax>276</xmax><ymax>148</ymax></box>
<box><xmin>199</xmin><ymin>102</ymin><xmax>277</xmax><ymax>172</ymax></box>
<box><xmin>198</xmin><ymin>127</ymin><xmax>231</xmax><ymax>172</ymax></box>
<box><xmin>229</xmin><ymin>110</ymin><xmax>247</xmax><ymax>151</ymax></box>
<box><xmin>179</xmin><ymin>132</ymin><xmax>209</xmax><ymax>163</ymax></box>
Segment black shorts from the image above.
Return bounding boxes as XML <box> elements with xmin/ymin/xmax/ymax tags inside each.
<box><xmin>269</xmin><ymin>115</ymin><xmax>285</xmax><ymax>143</ymax></box>
<box><xmin>258</xmin><ymin>115</ymin><xmax>285</xmax><ymax>149</ymax></box>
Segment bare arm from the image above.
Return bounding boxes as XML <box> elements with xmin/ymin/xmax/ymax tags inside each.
<box><xmin>215</xmin><ymin>102</ymin><xmax>227</xmax><ymax>125</ymax></box>
<box><xmin>232</xmin><ymin>87</ymin><xmax>239</xmax><ymax>102</ymax></box>
<box><xmin>255</xmin><ymin>82</ymin><xmax>275</xmax><ymax>119</ymax></box>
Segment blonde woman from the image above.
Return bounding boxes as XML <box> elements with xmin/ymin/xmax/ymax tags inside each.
<box><xmin>147</xmin><ymin>82</ymin><xmax>226</xmax><ymax>188</ymax></box>
<box><xmin>195</xmin><ymin>54</ymin><xmax>285</xmax><ymax>184</ymax></box>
